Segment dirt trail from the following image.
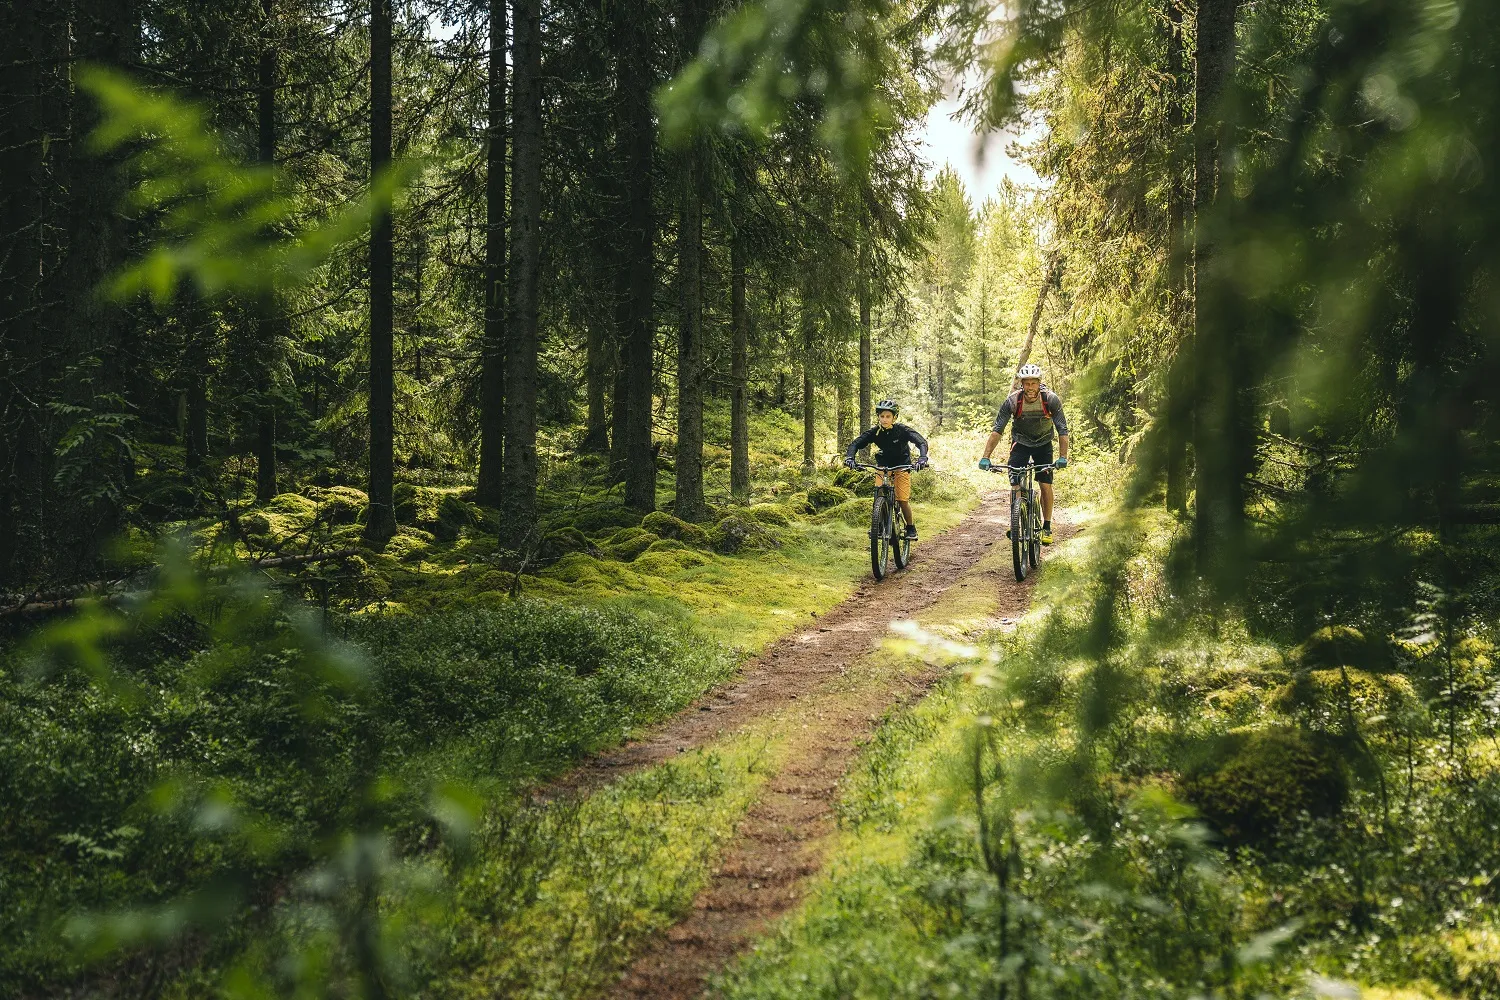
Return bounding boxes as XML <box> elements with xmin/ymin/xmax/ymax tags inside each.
<box><xmin>584</xmin><ymin>494</ymin><xmax>1077</xmax><ymax>1000</ymax></box>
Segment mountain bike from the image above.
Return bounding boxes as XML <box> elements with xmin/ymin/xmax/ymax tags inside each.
<box><xmin>853</xmin><ymin>462</ymin><xmax>919</xmax><ymax>581</ymax></box>
<box><xmin>987</xmin><ymin>460</ymin><xmax>1055</xmax><ymax>581</ymax></box>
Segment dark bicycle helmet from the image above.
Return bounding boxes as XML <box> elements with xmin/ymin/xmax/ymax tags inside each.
<box><xmin>874</xmin><ymin>398</ymin><xmax>899</xmax><ymax>416</ymax></box>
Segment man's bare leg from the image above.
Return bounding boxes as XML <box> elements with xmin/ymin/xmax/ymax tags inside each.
<box><xmin>1041</xmin><ymin>482</ymin><xmax>1054</xmax><ymax>524</ymax></box>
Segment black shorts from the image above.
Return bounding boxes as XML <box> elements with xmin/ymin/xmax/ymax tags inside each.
<box><xmin>1007</xmin><ymin>442</ymin><xmax>1054</xmax><ymax>484</ymax></box>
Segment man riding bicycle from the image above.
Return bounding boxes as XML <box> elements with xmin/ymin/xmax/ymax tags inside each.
<box><xmin>978</xmin><ymin>364</ymin><xmax>1070</xmax><ymax>545</ymax></box>
<box><xmin>843</xmin><ymin>399</ymin><xmax>929</xmax><ymax>541</ymax></box>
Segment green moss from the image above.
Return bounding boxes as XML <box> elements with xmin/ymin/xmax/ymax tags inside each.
<box><xmin>607</xmin><ymin>526</ymin><xmax>650</xmax><ymax>545</ymax></box>
<box><xmin>1292</xmin><ymin>624</ymin><xmax>1388</xmax><ymax>672</ymax></box>
<box><xmin>266</xmin><ymin>492</ymin><xmax>319</xmax><ymax>520</ymax></box>
<box><xmin>745</xmin><ymin>502</ymin><xmax>794</xmax><ymax>527</ymax></box>
<box><xmin>308</xmin><ymin>485</ymin><xmax>367</xmax><ymax>524</ymax></box>
<box><xmin>239</xmin><ymin>512</ymin><xmax>272</xmax><ymax>536</ymax></box>
<box><xmin>631</xmin><ymin>548</ymin><xmax>710</xmax><ymax>577</ymax></box>
<box><xmin>709</xmin><ymin>514</ymin><xmax>782</xmax><ymax>554</ymax></box>
<box><xmin>570</xmin><ymin>504</ymin><xmax>644</xmax><ymax>536</ymax></box>
<box><xmin>641</xmin><ymin>511</ymin><xmax>710</xmax><ymax>548</ymax></box>
<box><xmin>805</xmin><ymin>483</ymin><xmax>855</xmax><ymax>511</ymax></box>
<box><xmin>811</xmin><ymin>497</ymin><xmax>871</xmax><ymax>528</ymax></box>
<box><xmin>1179</xmin><ymin>727</ymin><xmax>1348</xmax><ymax>849</ymax></box>
<box><xmin>542</xmin><ymin>526</ymin><xmax>593</xmax><ymax>560</ymax></box>
<box><xmin>603</xmin><ymin>532</ymin><xmax>659</xmax><ymax>562</ymax></box>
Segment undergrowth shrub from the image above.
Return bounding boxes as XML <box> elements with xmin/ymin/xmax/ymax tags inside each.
<box><xmin>0</xmin><ymin>587</ymin><xmax>732</xmax><ymax>996</ymax></box>
<box><xmin>1179</xmin><ymin>727</ymin><xmax>1348</xmax><ymax>850</ymax></box>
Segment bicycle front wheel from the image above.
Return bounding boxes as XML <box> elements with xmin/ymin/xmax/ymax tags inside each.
<box><xmin>870</xmin><ymin>495</ymin><xmax>891</xmax><ymax>581</ymax></box>
<box><xmin>1011</xmin><ymin>492</ymin><xmax>1028</xmax><ymax>582</ymax></box>
<box><xmin>1028</xmin><ymin>489</ymin><xmax>1043</xmax><ymax>567</ymax></box>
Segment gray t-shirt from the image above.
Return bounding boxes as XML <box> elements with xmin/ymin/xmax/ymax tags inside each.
<box><xmin>992</xmin><ymin>389</ymin><xmax>1069</xmax><ymax>448</ymax></box>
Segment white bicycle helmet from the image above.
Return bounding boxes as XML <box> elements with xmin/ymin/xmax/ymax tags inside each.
<box><xmin>1018</xmin><ymin>363</ymin><xmax>1043</xmax><ymax>380</ymax></box>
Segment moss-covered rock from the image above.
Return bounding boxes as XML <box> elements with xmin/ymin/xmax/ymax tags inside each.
<box><xmin>812</xmin><ymin>497</ymin><xmax>871</xmax><ymax>528</ymax></box>
<box><xmin>308</xmin><ymin>485</ymin><xmax>368</xmax><ymax>525</ymax></box>
<box><xmin>783</xmin><ymin>492</ymin><xmax>815</xmax><ymax>516</ymax></box>
<box><xmin>709</xmin><ymin>514</ymin><xmax>781</xmax><ymax>555</ymax></box>
<box><xmin>632</xmin><ymin>548</ymin><xmax>710</xmax><ymax>576</ymax></box>
<box><xmin>266</xmin><ymin>493</ymin><xmax>319</xmax><ymax>521</ymax></box>
<box><xmin>541</xmin><ymin>526</ymin><xmax>593</xmax><ymax>560</ymax></box>
<box><xmin>603</xmin><ymin>531</ymin><xmax>659</xmax><ymax>562</ymax></box>
<box><xmin>642</xmin><ymin>511</ymin><xmax>710</xmax><ymax>548</ymax></box>
<box><xmin>745</xmin><ymin>502</ymin><xmax>795</xmax><ymax>527</ymax></box>
<box><xmin>1271</xmin><ymin>668</ymin><xmax>1423</xmax><ymax>734</ymax></box>
<box><xmin>1292</xmin><ymin>625</ymin><xmax>1388</xmax><ymax>672</ymax></box>
<box><xmin>645</xmin><ymin>537</ymin><xmax>686</xmax><ymax>553</ymax></box>
<box><xmin>606</xmin><ymin>525</ymin><xmax>651</xmax><ymax>545</ymax></box>
<box><xmin>570</xmin><ymin>504</ymin><xmax>644</xmax><ymax>536</ymax></box>
<box><xmin>805</xmin><ymin>483</ymin><xmax>855</xmax><ymax>511</ymax></box>
<box><xmin>832</xmin><ymin>466</ymin><xmax>866</xmax><ymax>491</ymax></box>
<box><xmin>238</xmin><ymin>512</ymin><xmax>272</xmax><ymax>537</ymax></box>
<box><xmin>434</xmin><ymin>494</ymin><xmax>484</xmax><ymax>541</ymax></box>
<box><xmin>385</xmin><ymin>527</ymin><xmax>436</xmax><ymax>564</ymax></box>
<box><xmin>1180</xmin><ymin>727</ymin><xmax>1347</xmax><ymax>850</ymax></box>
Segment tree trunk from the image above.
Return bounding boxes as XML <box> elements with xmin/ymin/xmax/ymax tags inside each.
<box><xmin>1013</xmin><ymin>257</ymin><xmax>1063</xmax><ymax>388</ymax></box>
<box><xmin>672</xmin><ymin>0</ymin><xmax>708</xmax><ymax>522</ymax></box>
<box><xmin>802</xmin><ymin>307</ymin><xmax>815</xmax><ymax>475</ymax></box>
<box><xmin>255</xmin><ymin>0</ymin><xmax>279</xmax><ymax>504</ymax></box>
<box><xmin>858</xmin><ymin>237</ymin><xmax>872</xmax><ymax>430</ymax></box>
<box><xmin>729</xmin><ymin>225</ymin><xmax>750</xmax><ymax>498</ymax></box>
<box><xmin>476</xmin><ymin>0</ymin><xmax>508</xmax><ymax>506</ymax></box>
<box><xmin>1192</xmin><ymin>0</ymin><xmax>1240</xmax><ymax>573</ymax></box>
<box><xmin>615</xmin><ymin>0</ymin><xmax>657</xmax><ymax>511</ymax></box>
<box><xmin>502</xmin><ymin>0</ymin><xmax>542</xmax><ymax>545</ymax></box>
<box><xmin>836</xmin><ymin>345</ymin><xmax>852</xmax><ymax>446</ymax></box>
<box><xmin>581</xmin><ymin>320</ymin><xmax>610</xmax><ymax>451</ymax></box>
<box><xmin>365</xmin><ymin>0</ymin><xmax>397</xmax><ymax>543</ymax></box>
<box><xmin>1164</xmin><ymin>0</ymin><xmax>1190</xmax><ymax>513</ymax></box>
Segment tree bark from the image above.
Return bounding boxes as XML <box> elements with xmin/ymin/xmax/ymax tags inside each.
<box><xmin>1192</xmin><ymin>0</ymin><xmax>1240</xmax><ymax>573</ymax></box>
<box><xmin>255</xmin><ymin>0</ymin><xmax>279</xmax><ymax>504</ymax></box>
<box><xmin>729</xmin><ymin>225</ymin><xmax>750</xmax><ymax>498</ymax></box>
<box><xmin>802</xmin><ymin>305</ymin><xmax>815</xmax><ymax>475</ymax></box>
<box><xmin>1164</xmin><ymin>0</ymin><xmax>1190</xmax><ymax>513</ymax></box>
<box><xmin>858</xmin><ymin>235</ymin><xmax>872</xmax><ymax>434</ymax></box>
<box><xmin>672</xmin><ymin>0</ymin><xmax>708</xmax><ymax>522</ymax></box>
<box><xmin>476</xmin><ymin>0</ymin><xmax>507</xmax><ymax>506</ymax></box>
<box><xmin>365</xmin><ymin>0</ymin><xmax>397</xmax><ymax>543</ymax></box>
<box><xmin>1013</xmin><ymin>256</ymin><xmax>1062</xmax><ymax>388</ymax></box>
<box><xmin>615</xmin><ymin>0</ymin><xmax>657</xmax><ymax>511</ymax></box>
<box><xmin>502</xmin><ymin>0</ymin><xmax>542</xmax><ymax>545</ymax></box>
<box><xmin>581</xmin><ymin>320</ymin><xmax>610</xmax><ymax>452</ymax></box>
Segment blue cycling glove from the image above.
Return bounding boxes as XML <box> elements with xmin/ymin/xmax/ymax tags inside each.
<box><xmin>978</xmin><ymin>458</ymin><xmax>992</xmax><ymax>471</ymax></box>
<box><xmin>1055</xmin><ymin>456</ymin><xmax>1069</xmax><ymax>470</ymax></box>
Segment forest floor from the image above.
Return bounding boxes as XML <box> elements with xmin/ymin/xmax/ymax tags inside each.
<box><xmin>536</xmin><ymin>490</ymin><xmax>1080</xmax><ymax>999</ymax></box>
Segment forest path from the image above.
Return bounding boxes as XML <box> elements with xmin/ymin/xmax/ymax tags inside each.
<box><xmin>580</xmin><ymin>492</ymin><xmax>1076</xmax><ymax>1000</ymax></box>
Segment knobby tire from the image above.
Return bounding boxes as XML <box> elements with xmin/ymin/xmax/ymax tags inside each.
<box><xmin>1011</xmin><ymin>491</ymin><xmax>1028</xmax><ymax>582</ymax></box>
<box><xmin>870</xmin><ymin>495</ymin><xmax>891</xmax><ymax>581</ymax></box>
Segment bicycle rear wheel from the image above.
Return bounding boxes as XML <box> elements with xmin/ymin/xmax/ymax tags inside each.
<box><xmin>1011</xmin><ymin>491</ymin><xmax>1028</xmax><ymax>581</ymax></box>
<box><xmin>893</xmin><ymin>502</ymin><xmax>911</xmax><ymax>570</ymax></box>
<box><xmin>870</xmin><ymin>495</ymin><xmax>891</xmax><ymax>581</ymax></box>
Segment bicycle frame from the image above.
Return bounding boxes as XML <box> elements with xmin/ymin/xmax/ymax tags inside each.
<box><xmin>986</xmin><ymin>459</ymin><xmax>1055</xmax><ymax>581</ymax></box>
<box><xmin>854</xmin><ymin>462</ymin><xmax>918</xmax><ymax>581</ymax></box>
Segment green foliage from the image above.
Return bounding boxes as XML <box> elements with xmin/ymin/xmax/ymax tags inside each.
<box><xmin>0</xmin><ymin>570</ymin><xmax>731</xmax><ymax>996</ymax></box>
<box><xmin>80</xmin><ymin>67</ymin><xmax>412</xmax><ymax>304</ymax></box>
<box><xmin>1180</xmin><ymin>727</ymin><xmax>1349</xmax><ymax>850</ymax></box>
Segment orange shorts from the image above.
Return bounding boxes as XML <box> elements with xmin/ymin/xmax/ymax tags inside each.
<box><xmin>876</xmin><ymin>470</ymin><xmax>911</xmax><ymax>503</ymax></box>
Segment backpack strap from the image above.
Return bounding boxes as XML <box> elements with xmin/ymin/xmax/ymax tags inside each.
<box><xmin>1014</xmin><ymin>391</ymin><xmax>1052</xmax><ymax>420</ymax></box>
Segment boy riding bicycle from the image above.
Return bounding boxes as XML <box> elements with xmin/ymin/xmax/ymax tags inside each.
<box><xmin>978</xmin><ymin>364</ymin><xmax>1070</xmax><ymax>545</ymax></box>
<box><xmin>843</xmin><ymin>399</ymin><xmax>929</xmax><ymax>540</ymax></box>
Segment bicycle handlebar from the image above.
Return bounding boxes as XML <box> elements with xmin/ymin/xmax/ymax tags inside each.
<box><xmin>985</xmin><ymin>462</ymin><xmax>1057</xmax><ymax>473</ymax></box>
<box><xmin>852</xmin><ymin>462</ymin><xmax>921</xmax><ymax>471</ymax></box>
